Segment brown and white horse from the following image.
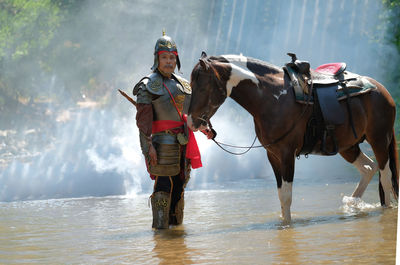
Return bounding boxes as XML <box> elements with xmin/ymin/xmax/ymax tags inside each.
<box><xmin>187</xmin><ymin>52</ymin><xmax>398</xmax><ymax>223</ymax></box>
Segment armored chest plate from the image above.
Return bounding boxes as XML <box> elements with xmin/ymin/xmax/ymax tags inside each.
<box><xmin>152</xmin><ymin>78</ymin><xmax>189</xmax><ymax>122</ymax></box>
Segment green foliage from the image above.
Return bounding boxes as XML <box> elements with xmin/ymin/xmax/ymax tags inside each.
<box><xmin>0</xmin><ymin>0</ymin><xmax>60</xmax><ymax>59</ymax></box>
<box><xmin>382</xmin><ymin>0</ymin><xmax>400</xmax><ymax>53</ymax></box>
<box><xmin>382</xmin><ymin>0</ymin><xmax>400</xmax><ymax>137</ymax></box>
<box><xmin>0</xmin><ymin>0</ymin><xmax>61</xmax><ymax>102</ymax></box>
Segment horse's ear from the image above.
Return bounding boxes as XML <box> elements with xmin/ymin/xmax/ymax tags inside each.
<box><xmin>201</xmin><ymin>51</ymin><xmax>207</xmax><ymax>59</ymax></box>
<box><xmin>199</xmin><ymin>58</ymin><xmax>209</xmax><ymax>70</ymax></box>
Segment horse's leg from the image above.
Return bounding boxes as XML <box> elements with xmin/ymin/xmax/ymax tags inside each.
<box><xmin>339</xmin><ymin>144</ymin><xmax>378</xmax><ymax>198</ymax></box>
<box><xmin>267</xmin><ymin>150</ymin><xmax>294</xmax><ymax>223</ymax></box>
<box><xmin>369</xmin><ymin>130</ymin><xmax>399</xmax><ymax>206</ymax></box>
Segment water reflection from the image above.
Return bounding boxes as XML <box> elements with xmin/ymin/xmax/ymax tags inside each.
<box><xmin>377</xmin><ymin>209</ymin><xmax>397</xmax><ymax>264</ymax></box>
<box><xmin>152</xmin><ymin>226</ymin><xmax>197</xmax><ymax>265</ymax></box>
<box><xmin>272</xmin><ymin>228</ymin><xmax>302</xmax><ymax>264</ymax></box>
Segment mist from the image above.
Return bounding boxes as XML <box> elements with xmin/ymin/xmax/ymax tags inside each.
<box><xmin>0</xmin><ymin>0</ymin><xmax>397</xmax><ymax>202</ymax></box>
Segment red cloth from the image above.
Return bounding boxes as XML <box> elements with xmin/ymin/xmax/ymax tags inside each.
<box><xmin>152</xmin><ymin>116</ymin><xmax>202</xmax><ymax>169</ymax></box>
<box><xmin>157</xmin><ymin>51</ymin><xmax>178</xmax><ymax>56</ymax></box>
<box><xmin>183</xmin><ymin>114</ymin><xmax>202</xmax><ymax>169</ymax></box>
<box><xmin>152</xmin><ymin>120</ymin><xmax>183</xmax><ymax>134</ymax></box>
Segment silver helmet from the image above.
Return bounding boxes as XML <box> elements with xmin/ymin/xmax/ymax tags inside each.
<box><xmin>151</xmin><ymin>31</ymin><xmax>181</xmax><ymax>71</ymax></box>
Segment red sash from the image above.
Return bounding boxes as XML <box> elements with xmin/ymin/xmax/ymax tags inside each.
<box><xmin>152</xmin><ymin>115</ymin><xmax>202</xmax><ymax>169</ymax></box>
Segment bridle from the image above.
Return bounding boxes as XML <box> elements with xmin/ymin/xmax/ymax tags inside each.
<box><xmin>189</xmin><ymin>63</ymin><xmax>222</xmax><ymax>128</ymax></box>
<box><xmin>191</xmin><ymin>63</ymin><xmax>263</xmax><ymax>155</ymax></box>
<box><xmin>193</xmin><ymin>113</ymin><xmax>209</xmax><ymax>127</ymax></box>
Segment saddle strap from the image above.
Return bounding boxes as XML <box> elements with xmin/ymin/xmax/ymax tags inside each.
<box><xmin>341</xmin><ymin>83</ymin><xmax>358</xmax><ymax>139</ymax></box>
<box><xmin>321</xmin><ymin>125</ymin><xmax>339</xmax><ymax>156</ymax></box>
<box><xmin>300</xmin><ymin>89</ymin><xmax>341</xmax><ymax>156</ymax></box>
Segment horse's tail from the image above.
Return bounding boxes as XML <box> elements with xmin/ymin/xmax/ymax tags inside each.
<box><xmin>389</xmin><ymin>128</ymin><xmax>399</xmax><ymax>200</ymax></box>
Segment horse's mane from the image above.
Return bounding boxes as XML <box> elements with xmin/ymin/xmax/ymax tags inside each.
<box><xmin>195</xmin><ymin>54</ymin><xmax>282</xmax><ymax>76</ymax></box>
<box><xmin>191</xmin><ymin>54</ymin><xmax>283</xmax><ymax>89</ymax></box>
<box><xmin>191</xmin><ymin>55</ymin><xmax>228</xmax><ymax>82</ymax></box>
<box><xmin>246</xmin><ymin>57</ymin><xmax>282</xmax><ymax>74</ymax></box>
<box><xmin>224</xmin><ymin>55</ymin><xmax>282</xmax><ymax>75</ymax></box>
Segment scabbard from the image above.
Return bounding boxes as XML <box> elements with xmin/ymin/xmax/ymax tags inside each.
<box><xmin>118</xmin><ymin>89</ymin><xmax>137</xmax><ymax>107</ymax></box>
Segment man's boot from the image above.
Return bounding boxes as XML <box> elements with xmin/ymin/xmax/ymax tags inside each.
<box><xmin>169</xmin><ymin>193</ymin><xmax>184</xmax><ymax>225</ymax></box>
<box><xmin>151</xmin><ymin>191</ymin><xmax>171</xmax><ymax>229</ymax></box>
<box><xmin>174</xmin><ymin>194</ymin><xmax>184</xmax><ymax>225</ymax></box>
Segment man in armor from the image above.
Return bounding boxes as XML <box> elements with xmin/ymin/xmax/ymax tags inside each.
<box><xmin>133</xmin><ymin>32</ymin><xmax>214</xmax><ymax>229</ymax></box>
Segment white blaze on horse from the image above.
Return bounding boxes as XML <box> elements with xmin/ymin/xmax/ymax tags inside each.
<box><xmin>187</xmin><ymin>52</ymin><xmax>398</xmax><ymax>223</ymax></box>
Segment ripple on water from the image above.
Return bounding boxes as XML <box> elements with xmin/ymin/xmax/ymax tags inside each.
<box><xmin>341</xmin><ymin>196</ymin><xmax>382</xmax><ymax>214</ymax></box>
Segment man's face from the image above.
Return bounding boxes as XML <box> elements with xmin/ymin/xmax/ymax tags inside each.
<box><xmin>158</xmin><ymin>52</ymin><xmax>177</xmax><ymax>76</ymax></box>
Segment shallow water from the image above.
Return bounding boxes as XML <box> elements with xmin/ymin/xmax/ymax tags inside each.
<box><xmin>0</xmin><ymin>178</ymin><xmax>397</xmax><ymax>264</ymax></box>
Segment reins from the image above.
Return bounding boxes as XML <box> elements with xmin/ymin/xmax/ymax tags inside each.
<box><xmin>207</xmin><ymin>120</ymin><xmax>263</xmax><ymax>155</ymax></box>
<box><xmin>206</xmin><ymin>99</ymin><xmax>310</xmax><ymax>156</ymax></box>
<box><xmin>212</xmin><ymin>136</ymin><xmax>260</xmax><ymax>155</ymax></box>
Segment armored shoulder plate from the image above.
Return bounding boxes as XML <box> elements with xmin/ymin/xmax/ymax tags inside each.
<box><xmin>133</xmin><ymin>72</ymin><xmax>165</xmax><ymax>96</ymax></box>
<box><xmin>133</xmin><ymin>76</ymin><xmax>150</xmax><ymax>95</ymax></box>
<box><xmin>173</xmin><ymin>74</ymin><xmax>192</xmax><ymax>94</ymax></box>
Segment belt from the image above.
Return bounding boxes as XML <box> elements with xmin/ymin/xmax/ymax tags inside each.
<box><xmin>153</xmin><ymin>127</ymin><xmax>183</xmax><ymax>136</ymax></box>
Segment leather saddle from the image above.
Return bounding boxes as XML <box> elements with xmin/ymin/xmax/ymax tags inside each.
<box><xmin>283</xmin><ymin>53</ymin><xmax>375</xmax><ymax>156</ymax></box>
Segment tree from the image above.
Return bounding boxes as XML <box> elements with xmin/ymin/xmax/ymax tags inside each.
<box><xmin>382</xmin><ymin>0</ymin><xmax>400</xmax><ymax>136</ymax></box>
<box><xmin>0</xmin><ymin>0</ymin><xmax>61</xmax><ymax>104</ymax></box>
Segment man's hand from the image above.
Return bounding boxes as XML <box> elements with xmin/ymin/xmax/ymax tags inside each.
<box><xmin>148</xmin><ymin>144</ymin><xmax>157</xmax><ymax>166</ymax></box>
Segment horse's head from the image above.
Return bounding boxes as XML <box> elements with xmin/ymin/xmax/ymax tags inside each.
<box><xmin>188</xmin><ymin>52</ymin><xmax>229</xmax><ymax>131</ymax></box>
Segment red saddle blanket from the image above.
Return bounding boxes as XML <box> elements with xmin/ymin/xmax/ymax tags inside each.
<box><xmin>315</xmin><ymin>63</ymin><xmax>346</xmax><ymax>75</ymax></box>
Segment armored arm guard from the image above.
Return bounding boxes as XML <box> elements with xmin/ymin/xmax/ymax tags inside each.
<box><xmin>139</xmin><ymin>132</ymin><xmax>151</xmax><ymax>160</ymax></box>
<box><xmin>134</xmin><ymin>81</ymin><xmax>154</xmax><ymax>159</ymax></box>
<box><xmin>136</xmin><ymin>104</ymin><xmax>153</xmax><ymax>159</ymax></box>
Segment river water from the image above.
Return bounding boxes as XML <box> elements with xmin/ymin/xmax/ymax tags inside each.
<box><xmin>0</xmin><ymin>177</ymin><xmax>397</xmax><ymax>264</ymax></box>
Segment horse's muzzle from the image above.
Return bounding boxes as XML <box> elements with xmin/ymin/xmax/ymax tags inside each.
<box><xmin>187</xmin><ymin>115</ymin><xmax>208</xmax><ymax>132</ymax></box>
